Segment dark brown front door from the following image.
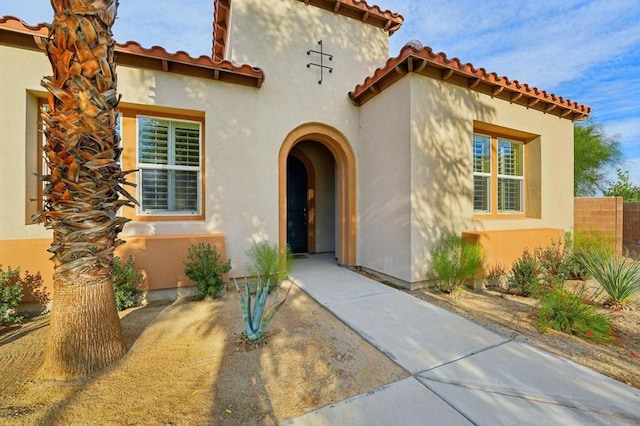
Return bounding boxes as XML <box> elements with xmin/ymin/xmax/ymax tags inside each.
<box><xmin>287</xmin><ymin>156</ymin><xmax>308</xmax><ymax>253</ymax></box>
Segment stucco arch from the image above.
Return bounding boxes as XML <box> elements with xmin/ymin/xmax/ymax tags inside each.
<box><xmin>279</xmin><ymin>123</ymin><xmax>356</xmax><ymax>266</ymax></box>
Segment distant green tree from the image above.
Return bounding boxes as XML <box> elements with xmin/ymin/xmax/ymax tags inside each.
<box><xmin>574</xmin><ymin>119</ymin><xmax>622</xmax><ymax>196</ymax></box>
<box><xmin>603</xmin><ymin>168</ymin><xmax>640</xmax><ymax>201</ymax></box>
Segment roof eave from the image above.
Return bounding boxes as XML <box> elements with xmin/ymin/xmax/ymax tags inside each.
<box><xmin>0</xmin><ymin>16</ymin><xmax>264</xmax><ymax>89</ymax></box>
<box><xmin>298</xmin><ymin>0</ymin><xmax>404</xmax><ymax>35</ymax></box>
<box><xmin>350</xmin><ymin>46</ymin><xmax>591</xmax><ymax>121</ymax></box>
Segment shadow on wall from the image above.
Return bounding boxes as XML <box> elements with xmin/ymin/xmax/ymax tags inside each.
<box><xmin>230</xmin><ymin>0</ymin><xmax>390</xmax><ymax>94</ymax></box>
<box><xmin>410</xmin><ymin>77</ymin><xmax>495</xmax><ymax>280</ymax></box>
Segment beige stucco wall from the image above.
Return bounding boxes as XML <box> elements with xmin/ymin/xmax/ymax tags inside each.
<box><xmin>0</xmin><ymin>0</ymin><xmax>389</xmax><ymax>281</ymax></box>
<box><xmin>359</xmin><ymin>77</ymin><xmax>413</xmax><ymax>282</ymax></box>
<box><xmin>358</xmin><ymin>73</ymin><xmax>574</xmax><ymax>284</ymax></box>
<box><xmin>0</xmin><ymin>2</ymin><xmax>575</xmax><ymax>289</ymax></box>
<box><xmin>112</xmin><ymin>66</ymin><xmax>272</xmax><ymax>277</ymax></box>
<box><xmin>409</xmin><ymin>75</ymin><xmax>574</xmax><ymax>282</ymax></box>
<box><xmin>227</xmin><ymin>0</ymin><xmax>390</xmax><ymax>203</ymax></box>
<box><xmin>0</xmin><ymin>43</ymin><xmax>266</xmax><ymax>283</ymax></box>
<box><xmin>224</xmin><ymin>0</ymin><xmax>390</xmax><ymax>266</ymax></box>
<box><xmin>228</xmin><ymin>0</ymin><xmax>390</xmax><ymax>88</ymax></box>
<box><xmin>0</xmin><ymin>46</ymin><xmax>51</xmax><ymax>242</ymax></box>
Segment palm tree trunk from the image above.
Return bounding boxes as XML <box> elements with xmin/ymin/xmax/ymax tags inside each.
<box><xmin>41</xmin><ymin>272</ymin><xmax>126</xmax><ymax>378</ymax></box>
<box><xmin>35</xmin><ymin>0</ymin><xmax>135</xmax><ymax>379</ymax></box>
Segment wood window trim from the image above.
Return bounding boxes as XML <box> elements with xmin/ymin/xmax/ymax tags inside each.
<box><xmin>34</xmin><ymin>98</ymin><xmax>47</xmax><ymax>219</ymax></box>
<box><xmin>31</xmin><ymin>101</ymin><xmax>206</xmax><ymax>223</ymax></box>
<box><xmin>120</xmin><ymin>107</ymin><xmax>206</xmax><ymax>222</ymax></box>
<box><xmin>473</xmin><ymin>131</ymin><xmax>527</xmax><ymax>220</ymax></box>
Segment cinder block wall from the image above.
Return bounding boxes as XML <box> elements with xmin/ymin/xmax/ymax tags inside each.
<box><xmin>623</xmin><ymin>202</ymin><xmax>640</xmax><ymax>244</ymax></box>
<box><xmin>574</xmin><ymin>197</ymin><xmax>623</xmax><ymax>254</ymax></box>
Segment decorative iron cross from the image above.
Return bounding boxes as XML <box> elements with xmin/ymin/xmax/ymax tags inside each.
<box><xmin>306</xmin><ymin>40</ymin><xmax>333</xmax><ymax>84</ymax></box>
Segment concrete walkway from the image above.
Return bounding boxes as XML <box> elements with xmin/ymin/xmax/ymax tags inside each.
<box><xmin>283</xmin><ymin>254</ymin><xmax>640</xmax><ymax>425</ymax></box>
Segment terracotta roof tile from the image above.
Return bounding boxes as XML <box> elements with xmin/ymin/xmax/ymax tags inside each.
<box><xmin>212</xmin><ymin>0</ymin><xmax>404</xmax><ymax>62</ymax></box>
<box><xmin>350</xmin><ymin>41</ymin><xmax>591</xmax><ymax>121</ymax></box>
<box><xmin>0</xmin><ymin>15</ymin><xmax>48</xmax><ymax>35</ymax></box>
<box><xmin>0</xmin><ymin>15</ymin><xmax>264</xmax><ymax>88</ymax></box>
<box><xmin>212</xmin><ymin>0</ymin><xmax>230</xmax><ymax>62</ymax></box>
<box><xmin>298</xmin><ymin>0</ymin><xmax>403</xmax><ymax>34</ymax></box>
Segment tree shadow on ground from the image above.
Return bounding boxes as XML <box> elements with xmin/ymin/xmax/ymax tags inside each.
<box><xmin>32</xmin><ymin>301</ymin><xmax>174</xmax><ymax>425</ymax></box>
<box><xmin>119</xmin><ymin>301</ymin><xmax>172</xmax><ymax>349</ymax></box>
<box><xmin>0</xmin><ymin>316</ymin><xmax>49</xmax><ymax>347</ymax></box>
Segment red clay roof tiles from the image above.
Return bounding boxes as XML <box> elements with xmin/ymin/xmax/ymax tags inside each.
<box><xmin>0</xmin><ymin>15</ymin><xmax>264</xmax><ymax>88</ymax></box>
<box><xmin>350</xmin><ymin>41</ymin><xmax>591</xmax><ymax>121</ymax></box>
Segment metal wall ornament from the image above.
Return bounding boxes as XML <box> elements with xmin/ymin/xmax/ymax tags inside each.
<box><xmin>306</xmin><ymin>40</ymin><xmax>333</xmax><ymax>84</ymax></box>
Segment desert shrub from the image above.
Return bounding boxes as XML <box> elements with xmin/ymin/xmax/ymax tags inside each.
<box><xmin>534</xmin><ymin>238</ymin><xmax>572</xmax><ymax>281</ymax></box>
<box><xmin>508</xmin><ymin>238</ymin><xmax>576</xmax><ymax>297</ymax></box>
<box><xmin>536</xmin><ymin>285</ymin><xmax>614</xmax><ymax>343</ymax></box>
<box><xmin>427</xmin><ymin>234</ymin><xmax>483</xmax><ymax>293</ymax></box>
<box><xmin>566</xmin><ymin>230</ymin><xmax>615</xmax><ymax>280</ymax></box>
<box><xmin>234</xmin><ymin>276</ymin><xmax>291</xmax><ymax>342</ymax></box>
<box><xmin>0</xmin><ymin>265</ymin><xmax>24</xmax><ymax>324</ymax></box>
<box><xmin>184</xmin><ymin>243</ymin><xmax>231</xmax><ymax>299</ymax></box>
<box><xmin>579</xmin><ymin>249</ymin><xmax>640</xmax><ymax>306</ymax></box>
<box><xmin>507</xmin><ymin>250</ymin><xmax>541</xmax><ymax>297</ymax></box>
<box><xmin>112</xmin><ymin>256</ymin><xmax>144</xmax><ymax>311</ymax></box>
<box><xmin>245</xmin><ymin>241</ymin><xmax>292</xmax><ymax>291</ymax></box>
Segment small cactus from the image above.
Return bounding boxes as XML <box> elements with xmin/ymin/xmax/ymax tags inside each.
<box><xmin>234</xmin><ymin>277</ymin><xmax>291</xmax><ymax>342</ymax></box>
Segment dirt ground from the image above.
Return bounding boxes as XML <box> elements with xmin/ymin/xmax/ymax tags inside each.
<box><xmin>0</xmin><ymin>285</ymin><xmax>407</xmax><ymax>425</ymax></box>
<box><xmin>2</xmin><ymin>277</ymin><xmax>638</xmax><ymax>425</ymax></box>
<box><xmin>406</xmin><ymin>282</ymin><xmax>640</xmax><ymax>389</ymax></box>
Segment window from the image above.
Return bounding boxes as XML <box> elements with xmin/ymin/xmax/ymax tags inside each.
<box><xmin>473</xmin><ymin>133</ymin><xmax>524</xmax><ymax>215</ymax></box>
<box><xmin>137</xmin><ymin>116</ymin><xmax>201</xmax><ymax>215</ymax></box>
<box><xmin>473</xmin><ymin>134</ymin><xmax>491</xmax><ymax>213</ymax></box>
<box><xmin>497</xmin><ymin>140</ymin><xmax>523</xmax><ymax>213</ymax></box>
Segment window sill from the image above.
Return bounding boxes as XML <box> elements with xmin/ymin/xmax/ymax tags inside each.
<box><xmin>473</xmin><ymin>213</ymin><xmax>527</xmax><ymax>220</ymax></box>
<box><xmin>133</xmin><ymin>214</ymin><xmax>205</xmax><ymax>222</ymax></box>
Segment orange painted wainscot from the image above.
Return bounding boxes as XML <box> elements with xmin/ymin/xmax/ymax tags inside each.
<box><xmin>462</xmin><ymin>228</ymin><xmax>565</xmax><ymax>278</ymax></box>
<box><xmin>0</xmin><ymin>234</ymin><xmax>228</xmax><ymax>302</ymax></box>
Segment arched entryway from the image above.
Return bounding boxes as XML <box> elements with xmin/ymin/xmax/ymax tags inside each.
<box><xmin>279</xmin><ymin>123</ymin><xmax>356</xmax><ymax>266</ymax></box>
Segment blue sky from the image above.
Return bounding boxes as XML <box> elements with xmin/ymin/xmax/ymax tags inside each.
<box><xmin>2</xmin><ymin>0</ymin><xmax>639</xmax><ymax>187</ymax></box>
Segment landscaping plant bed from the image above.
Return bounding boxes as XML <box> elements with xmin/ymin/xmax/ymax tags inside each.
<box><xmin>406</xmin><ymin>284</ymin><xmax>640</xmax><ymax>389</ymax></box>
<box><xmin>0</xmin><ymin>285</ymin><xmax>407</xmax><ymax>425</ymax></box>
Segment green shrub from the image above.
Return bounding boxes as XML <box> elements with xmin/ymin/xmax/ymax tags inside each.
<box><xmin>536</xmin><ymin>285</ymin><xmax>614</xmax><ymax>343</ymax></box>
<box><xmin>579</xmin><ymin>249</ymin><xmax>640</xmax><ymax>306</ymax></box>
<box><xmin>566</xmin><ymin>230</ymin><xmax>615</xmax><ymax>280</ymax></box>
<box><xmin>507</xmin><ymin>250</ymin><xmax>541</xmax><ymax>297</ymax></box>
<box><xmin>112</xmin><ymin>256</ymin><xmax>144</xmax><ymax>311</ymax></box>
<box><xmin>234</xmin><ymin>277</ymin><xmax>291</xmax><ymax>342</ymax></box>
<box><xmin>427</xmin><ymin>234</ymin><xmax>483</xmax><ymax>293</ymax></box>
<box><xmin>245</xmin><ymin>241</ymin><xmax>292</xmax><ymax>291</ymax></box>
<box><xmin>184</xmin><ymin>243</ymin><xmax>231</xmax><ymax>299</ymax></box>
<box><xmin>534</xmin><ymin>238</ymin><xmax>571</xmax><ymax>281</ymax></box>
<box><xmin>0</xmin><ymin>265</ymin><xmax>24</xmax><ymax>324</ymax></box>
<box><xmin>508</xmin><ymin>238</ymin><xmax>576</xmax><ymax>297</ymax></box>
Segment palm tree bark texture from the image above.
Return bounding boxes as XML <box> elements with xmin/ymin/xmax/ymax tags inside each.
<box><xmin>33</xmin><ymin>0</ymin><xmax>137</xmax><ymax>379</ymax></box>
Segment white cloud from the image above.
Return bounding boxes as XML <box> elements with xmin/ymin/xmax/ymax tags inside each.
<box><xmin>382</xmin><ymin>0</ymin><xmax>640</xmax><ymax>90</ymax></box>
<box><xmin>608</xmin><ymin>120</ymin><xmax>640</xmax><ymax>145</ymax></box>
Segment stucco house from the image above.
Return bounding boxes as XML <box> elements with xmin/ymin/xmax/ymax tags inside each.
<box><xmin>0</xmin><ymin>0</ymin><xmax>590</xmax><ymax>300</ymax></box>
